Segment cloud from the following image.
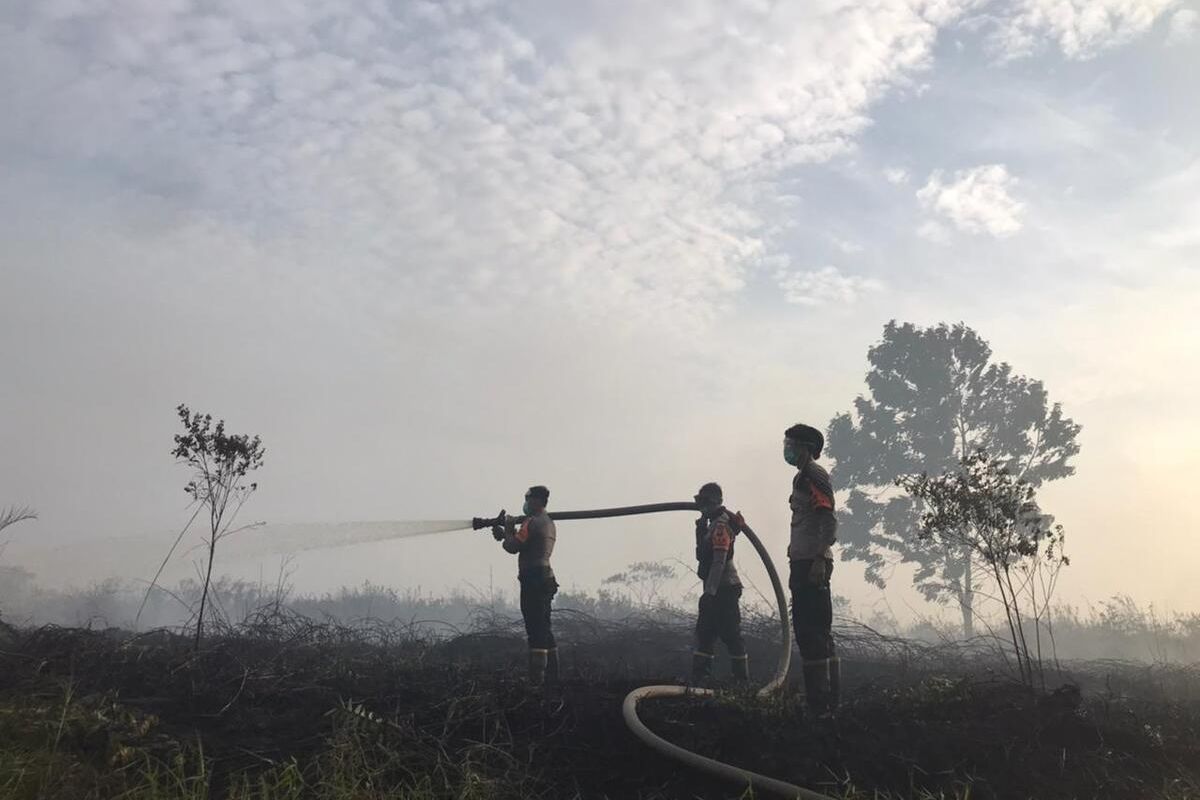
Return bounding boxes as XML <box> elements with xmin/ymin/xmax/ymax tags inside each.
<box><xmin>1</xmin><ymin>0</ymin><xmax>1175</xmax><ymax>334</ymax></box>
<box><xmin>0</xmin><ymin>0</ymin><xmax>984</xmax><ymax>335</ymax></box>
<box><xmin>776</xmin><ymin>266</ymin><xmax>884</xmax><ymax>306</ymax></box>
<box><xmin>986</xmin><ymin>0</ymin><xmax>1180</xmax><ymax>59</ymax></box>
<box><xmin>917</xmin><ymin>164</ymin><xmax>1024</xmax><ymax>236</ymax></box>
<box><xmin>1167</xmin><ymin>8</ymin><xmax>1199</xmax><ymax>44</ymax></box>
<box><xmin>884</xmin><ymin>167</ymin><xmax>911</xmax><ymax>185</ymax></box>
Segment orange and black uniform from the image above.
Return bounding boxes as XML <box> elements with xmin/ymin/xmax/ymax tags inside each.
<box><xmin>503</xmin><ymin>511</ymin><xmax>558</xmax><ymax>654</ymax></box>
<box><xmin>693</xmin><ymin>509</ymin><xmax>748</xmax><ymax>682</ymax></box>
<box><xmin>788</xmin><ymin>460</ymin><xmax>839</xmax><ymax>711</ymax></box>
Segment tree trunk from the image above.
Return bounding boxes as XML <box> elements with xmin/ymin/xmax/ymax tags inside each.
<box><xmin>194</xmin><ymin>535</ymin><xmax>217</xmax><ymax>651</ymax></box>
<box><xmin>959</xmin><ymin>549</ymin><xmax>975</xmax><ymax>638</ymax></box>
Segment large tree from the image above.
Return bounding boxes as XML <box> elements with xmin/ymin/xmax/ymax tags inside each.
<box><xmin>827</xmin><ymin>321</ymin><xmax>1080</xmax><ymax>635</ymax></box>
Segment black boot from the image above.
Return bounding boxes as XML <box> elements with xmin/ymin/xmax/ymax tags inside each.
<box><xmin>802</xmin><ymin>658</ymin><xmax>830</xmax><ymax>715</ymax></box>
<box><xmin>691</xmin><ymin>651</ymin><xmax>713</xmax><ymax>685</ymax></box>
<box><xmin>828</xmin><ymin>656</ymin><xmax>841</xmax><ymax>713</ymax></box>
<box><xmin>730</xmin><ymin>653</ymin><xmax>750</xmax><ymax>683</ymax></box>
<box><xmin>528</xmin><ymin>648</ymin><xmax>548</xmax><ymax>687</ymax></box>
<box><xmin>546</xmin><ymin>647</ymin><xmax>560</xmax><ymax>684</ymax></box>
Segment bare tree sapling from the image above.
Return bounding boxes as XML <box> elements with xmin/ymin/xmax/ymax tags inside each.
<box><xmin>171</xmin><ymin>404</ymin><xmax>265</xmax><ymax>649</ymax></box>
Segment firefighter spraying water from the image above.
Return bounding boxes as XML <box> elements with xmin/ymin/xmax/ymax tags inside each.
<box><xmin>492</xmin><ymin>485</ymin><xmax>559</xmax><ymax>686</ymax></box>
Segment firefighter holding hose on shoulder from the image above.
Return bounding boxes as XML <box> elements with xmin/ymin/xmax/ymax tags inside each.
<box><xmin>691</xmin><ymin>482</ymin><xmax>750</xmax><ymax>685</ymax></box>
<box><xmin>784</xmin><ymin>424</ymin><xmax>840</xmax><ymax>717</ymax></box>
<box><xmin>493</xmin><ymin>485</ymin><xmax>558</xmax><ymax>686</ymax></box>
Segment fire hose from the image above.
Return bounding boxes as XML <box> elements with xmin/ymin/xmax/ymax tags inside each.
<box><xmin>473</xmin><ymin>504</ymin><xmax>835</xmax><ymax>800</ymax></box>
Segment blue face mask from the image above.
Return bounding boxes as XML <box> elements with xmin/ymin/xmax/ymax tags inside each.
<box><xmin>522</xmin><ymin>500</ymin><xmax>533</xmax><ymax>516</ymax></box>
<box><xmin>784</xmin><ymin>440</ymin><xmax>800</xmax><ymax>466</ymax></box>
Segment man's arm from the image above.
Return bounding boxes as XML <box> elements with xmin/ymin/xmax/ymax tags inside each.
<box><xmin>814</xmin><ymin>515</ymin><xmax>838</xmax><ymax>552</ymax></box>
<box><xmin>802</xmin><ymin>464</ymin><xmax>838</xmax><ymax>551</ymax></box>
<box><xmin>501</xmin><ymin>518</ymin><xmax>526</xmax><ymax>554</ymax></box>
<box><xmin>703</xmin><ymin>521</ymin><xmax>732</xmax><ymax>596</ymax></box>
<box><xmin>806</xmin><ymin>467</ymin><xmax>838</xmax><ymax>585</ymax></box>
<box><xmin>816</xmin><ymin>520</ymin><xmax>835</xmax><ymax>551</ymax></box>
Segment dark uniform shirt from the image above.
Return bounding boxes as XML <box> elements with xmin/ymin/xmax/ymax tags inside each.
<box><xmin>697</xmin><ymin>510</ymin><xmax>741</xmax><ymax>594</ymax></box>
<box><xmin>503</xmin><ymin>511</ymin><xmax>556</xmax><ymax>580</ymax></box>
<box><xmin>788</xmin><ymin>462</ymin><xmax>837</xmax><ymax>561</ymax></box>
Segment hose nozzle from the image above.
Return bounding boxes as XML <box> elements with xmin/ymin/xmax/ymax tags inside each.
<box><xmin>472</xmin><ymin>509</ymin><xmax>507</xmax><ymax>532</ymax></box>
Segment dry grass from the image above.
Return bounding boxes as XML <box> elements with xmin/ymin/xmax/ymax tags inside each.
<box><xmin>0</xmin><ymin>608</ymin><xmax>1197</xmax><ymax>799</ymax></box>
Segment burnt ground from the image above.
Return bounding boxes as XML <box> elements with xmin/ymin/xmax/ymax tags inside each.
<box><xmin>0</xmin><ymin>609</ymin><xmax>1198</xmax><ymax>799</ymax></box>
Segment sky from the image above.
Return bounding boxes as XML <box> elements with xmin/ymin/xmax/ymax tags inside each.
<box><xmin>2</xmin><ymin>0</ymin><xmax>1199</xmax><ymax>621</ymax></box>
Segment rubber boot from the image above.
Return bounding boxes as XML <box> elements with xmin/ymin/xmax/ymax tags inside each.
<box><xmin>730</xmin><ymin>654</ymin><xmax>750</xmax><ymax>683</ymax></box>
<box><xmin>802</xmin><ymin>658</ymin><xmax>830</xmax><ymax>715</ymax></box>
<box><xmin>546</xmin><ymin>647</ymin><xmax>560</xmax><ymax>684</ymax></box>
<box><xmin>691</xmin><ymin>652</ymin><xmax>714</xmax><ymax>684</ymax></box>
<box><xmin>828</xmin><ymin>656</ymin><xmax>841</xmax><ymax>713</ymax></box>
<box><xmin>528</xmin><ymin>648</ymin><xmax>548</xmax><ymax>687</ymax></box>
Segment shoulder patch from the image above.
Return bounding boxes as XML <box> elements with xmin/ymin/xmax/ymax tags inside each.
<box><xmin>810</xmin><ymin>486</ymin><xmax>834</xmax><ymax>511</ymax></box>
<box><xmin>711</xmin><ymin>523</ymin><xmax>732</xmax><ymax>552</ymax></box>
<box><xmin>515</xmin><ymin>520</ymin><xmax>530</xmax><ymax>543</ymax></box>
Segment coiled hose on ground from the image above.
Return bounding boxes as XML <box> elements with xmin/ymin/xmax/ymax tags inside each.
<box><xmin>536</xmin><ymin>503</ymin><xmax>836</xmax><ymax>800</ymax></box>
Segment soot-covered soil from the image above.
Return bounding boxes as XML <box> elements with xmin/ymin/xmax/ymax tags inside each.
<box><xmin>1</xmin><ymin>611</ymin><xmax>1198</xmax><ymax>799</ymax></box>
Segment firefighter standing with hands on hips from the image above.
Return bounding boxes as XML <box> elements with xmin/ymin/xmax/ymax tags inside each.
<box><xmin>784</xmin><ymin>423</ymin><xmax>840</xmax><ymax>717</ymax></box>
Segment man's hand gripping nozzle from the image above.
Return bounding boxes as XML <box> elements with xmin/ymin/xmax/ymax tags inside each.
<box><xmin>472</xmin><ymin>510</ymin><xmax>508</xmax><ymax>541</ymax></box>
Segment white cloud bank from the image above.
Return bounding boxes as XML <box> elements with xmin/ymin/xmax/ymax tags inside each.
<box><xmin>917</xmin><ymin>164</ymin><xmax>1025</xmax><ymax>237</ymax></box>
<box><xmin>987</xmin><ymin>0</ymin><xmax>1181</xmax><ymax>59</ymax></box>
<box><xmin>2</xmin><ymin>0</ymin><xmax>1179</xmax><ymax>337</ymax></box>
<box><xmin>0</xmin><ymin>0</ymin><xmax>983</xmax><ymax>334</ymax></box>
